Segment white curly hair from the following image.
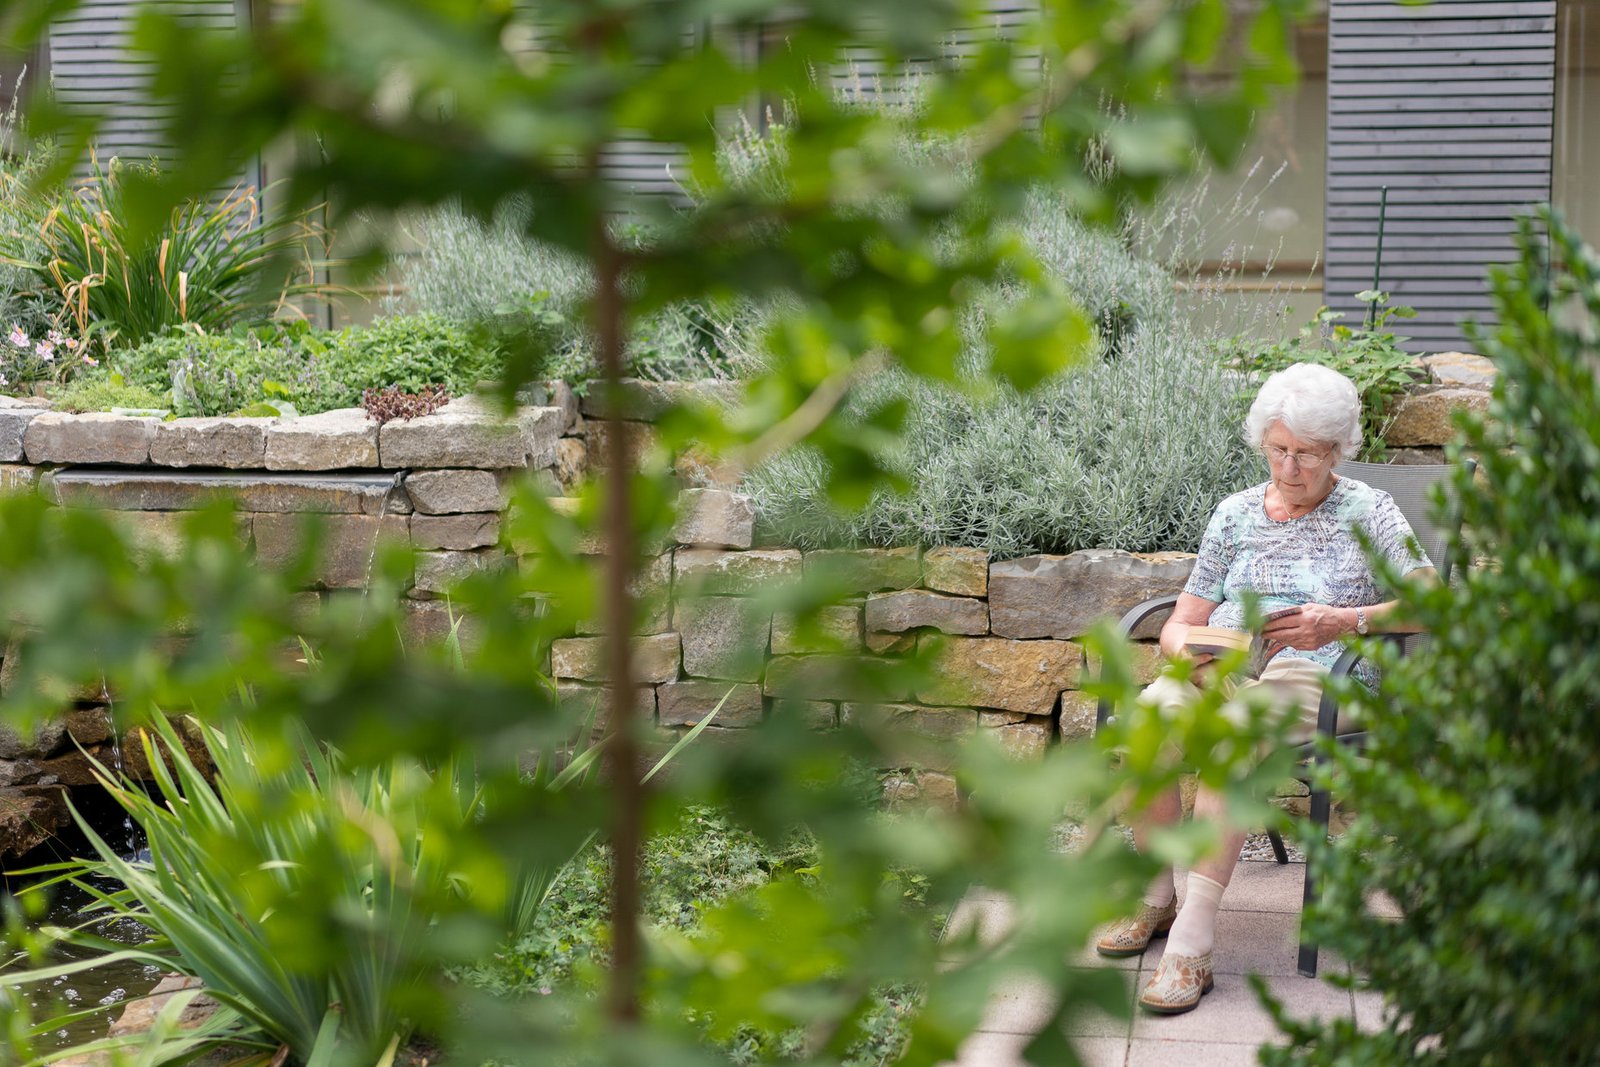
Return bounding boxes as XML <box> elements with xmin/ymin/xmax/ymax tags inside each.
<box><xmin>1243</xmin><ymin>362</ymin><xmax>1363</xmax><ymax>458</ymax></box>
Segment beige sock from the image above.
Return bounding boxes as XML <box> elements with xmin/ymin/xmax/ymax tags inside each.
<box><xmin>1164</xmin><ymin>873</ymin><xmax>1226</xmax><ymax>957</ymax></box>
<box><xmin>1142</xmin><ymin>869</ymin><xmax>1175</xmax><ymax>909</ymax></box>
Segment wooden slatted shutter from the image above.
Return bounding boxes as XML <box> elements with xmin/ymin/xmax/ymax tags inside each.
<box><xmin>1324</xmin><ymin>0</ymin><xmax>1556</xmax><ymax>351</ymax></box>
<box><xmin>47</xmin><ymin>0</ymin><xmax>261</xmax><ymax>192</ymax></box>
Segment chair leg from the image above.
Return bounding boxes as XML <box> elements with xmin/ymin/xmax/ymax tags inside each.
<box><xmin>1267</xmin><ymin>827</ymin><xmax>1289</xmax><ymax>865</ymax></box>
<box><xmin>1297</xmin><ymin>787</ymin><xmax>1333</xmax><ymax>978</ymax></box>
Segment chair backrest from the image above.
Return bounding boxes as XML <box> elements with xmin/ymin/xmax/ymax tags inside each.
<box><xmin>1333</xmin><ymin>458</ymin><xmax>1474</xmax><ymax>583</ymax></box>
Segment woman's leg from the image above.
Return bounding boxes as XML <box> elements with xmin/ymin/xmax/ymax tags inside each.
<box><xmin>1127</xmin><ymin>673</ymin><xmax>1201</xmax><ymax>903</ymax></box>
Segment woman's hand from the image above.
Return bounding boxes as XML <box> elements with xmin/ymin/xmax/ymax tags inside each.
<box><xmin>1261</xmin><ymin>603</ymin><xmax>1354</xmax><ymax>654</ymax></box>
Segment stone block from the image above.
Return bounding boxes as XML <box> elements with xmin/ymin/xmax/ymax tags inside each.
<box><xmin>657</xmin><ymin>680</ymin><xmax>765</xmax><ymax>728</ymax></box>
<box><xmin>771</xmin><ymin>605</ymin><xmax>862</xmax><ymax>654</ymax></box>
<box><xmin>46</xmin><ymin>469</ymin><xmax>410</xmax><ymax>515</ymax></box>
<box><xmin>978</xmin><ymin>711</ymin><xmax>1052</xmax><ymax>760</ymax></box>
<box><xmin>584</xmin><ymin>420</ymin><xmax>662</xmax><ymax>471</ymax></box>
<box><xmin>520</xmin><ymin>380</ymin><xmax>581</xmax><ymax>433</ymax></box>
<box><xmin>0</xmin><ymin>464</ymin><xmax>40</xmax><ymax>494</ymax></box>
<box><xmin>1386</xmin><ymin>447</ymin><xmax>1448</xmax><ymax>465</ymax></box>
<box><xmin>65</xmin><ymin>707</ymin><xmax>114</xmax><ymax>746</ymax></box>
<box><xmin>915</xmin><ymin>636</ymin><xmax>1080</xmax><ymax>716</ymax></box>
<box><xmin>551</xmin><ymin>633</ymin><xmax>681</xmax><ymax>684</ymax></box>
<box><xmin>804</xmin><ymin>547</ymin><xmax>920</xmax><ymax>594</ymax></box>
<box><xmin>922</xmin><ymin>546</ymin><xmax>988</xmax><ymax>597</ymax></box>
<box><xmin>1058</xmin><ymin>691</ymin><xmax>1101</xmax><ymax>742</ymax></box>
<box><xmin>397</xmin><ymin>599</ymin><xmax>485</xmax><ymax>653</ymax></box>
<box><xmin>674</xmin><ymin>488</ymin><xmax>756</xmax><ymax>549</ymax></box>
<box><xmin>0</xmin><ymin>407</ymin><xmax>42</xmax><ymax>462</ymax></box>
<box><xmin>865</xmin><ymin>631</ymin><xmax>915</xmax><ymax>655</ymax></box>
<box><xmin>569</xmin><ymin>553</ymin><xmax>673</xmax><ymax>636</ymax></box>
<box><xmin>112</xmin><ymin>511</ymin><xmax>253</xmax><ymax>563</ymax></box>
<box><xmin>1385</xmin><ymin>387</ymin><xmax>1490</xmax><ymax>447</ymax></box>
<box><xmin>864</xmin><ymin>589</ymin><xmax>988</xmax><ymax>635</ymax></box>
<box><xmin>674</xmin><ymin>548</ymin><xmax>801</xmax><ymax>595</ymax></box>
<box><xmin>672</xmin><ymin>597</ymin><xmax>771</xmax><ymax>682</ymax></box>
<box><xmin>150</xmin><ymin>417</ymin><xmax>271</xmax><ymax>468</ymax></box>
<box><xmin>409</xmin><ymin>548</ymin><xmax>500</xmax><ymax>597</ymax></box>
<box><xmin>506</xmin><ymin>497</ymin><xmax>668</xmax><ymax>558</ymax></box>
<box><xmin>988</xmin><ymin>549</ymin><xmax>1195</xmax><ymax>640</ymax></box>
<box><xmin>763</xmin><ymin>654</ymin><xmax>912</xmax><ymax>703</ymax></box>
<box><xmin>771</xmin><ymin>698</ymin><xmax>837</xmax><ymax>729</ymax></box>
<box><xmin>842</xmin><ymin>702</ymin><xmax>976</xmax><ymax>770</ymax></box>
<box><xmin>24</xmin><ymin>411</ymin><xmax>157</xmax><ymax>465</ymax></box>
<box><xmin>380</xmin><ymin>406</ymin><xmax>563</xmax><ymax>469</ymax></box>
<box><xmin>553</xmin><ymin>437</ymin><xmax>586</xmax><ymax>489</ymax></box>
<box><xmin>1420</xmin><ymin>351</ymin><xmax>1495</xmax><ymax>389</ymax></box>
<box><xmin>411</xmin><ymin>513</ymin><xmax>501</xmax><ymax>551</ymax></box>
<box><xmin>1084</xmin><ymin>640</ymin><xmax>1165</xmax><ymax>687</ymax></box>
<box><xmin>405</xmin><ymin>469</ymin><xmax>506</xmax><ymax>515</ymax></box>
<box><xmin>578</xmin><ymin>378</ymin><xmax>743</xmax><ymax>421</ymax></box>
<box><xmin>252</xmin><ymin>512</ymin><xmax>411</xmax><ymax>588</ymax></box>
<box><xmin>553</xmin><ymin>683</ymin><xmax>655</xmax><ymax>734</ymax></box>
<box><xmin>264</xmin><ymin>407</ymin><xmax>380</xmax><ymax>470</ymax></box>
<box><xmin>0</xmin><ymin>718</ymin><xmax>68</xmax><ymax>760</ymax></box>
<box><xmin>882</xmin><ymin>770</ymin><xmax>960</xmax><ymax>811</ymax></box>
<box><xmin>0</xmin><ymin>791</ymin><xmax>70</xmax><ymax>857</ymax></box>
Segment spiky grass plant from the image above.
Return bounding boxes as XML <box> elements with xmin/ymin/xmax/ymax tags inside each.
<box><xmin>0</xmin><ymin>158</ymin><xmax>329</xmax><ymax>355</ymax></box>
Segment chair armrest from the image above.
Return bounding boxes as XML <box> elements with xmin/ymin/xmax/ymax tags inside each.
<box><xmin>1095</xmin><ymin>595</ymin><xmax>1180</xmax><ymax>730</ymax></box>
<box><xmin>1311</xmin><ymin>633</ymin><xmax>1406</xmax><ymax>743</ymax></box>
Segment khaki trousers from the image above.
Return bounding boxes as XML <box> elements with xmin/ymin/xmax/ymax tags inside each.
<box><xmin>1138</xmin><ymin>656</ymin><xmax>1353</xmax><ymax>747</ymax></box>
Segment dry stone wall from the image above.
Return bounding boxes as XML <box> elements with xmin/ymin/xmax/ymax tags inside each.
<box><xmin>0</xmin><ymin>359</ymin><xmax>1493</xmax><ymax>852</ymax></box>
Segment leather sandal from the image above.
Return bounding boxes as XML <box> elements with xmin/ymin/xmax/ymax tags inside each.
<box><xmin>1093</xmin><ymin>900</ymin><xmax>1177</xmax><ymax>958</ymax></box>
<box><xmin>1138</xmin><ymin>950</ymin><xmax>1215</xmax><ymax>1014</ymax></box>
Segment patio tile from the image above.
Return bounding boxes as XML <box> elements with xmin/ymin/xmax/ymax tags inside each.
<box><xmin>944</xmin><ymin>896</ymin><xmax>1018</xmax><ymax>948</ymax></box>
<box><xmin>1141</xmin><ymin>911</ymin><xmax>1298</xmax><ymax>976</ymax></box>
<box><xmin>1217</xmin><ymin>860</ymin><xmax>1306</xmax><ymax>914</ymax></box>
<box><xmin>1352</xmin><ymin>986</ymin><xmax>1390</xmax><ymax>1033</ymax></box>
<box><xmin>975</xmin><ymin>971</ymin><xmax>1137</xmax><ymax>1039</ymax></box>
<box><xmin>1125</xmin><ymin>1038</ymin><xmax>1268</xmax><ymax>1066</ymax></box>
<box><xmin>943</xmin><ymin>1031</ymin><xmax>1127</xmax><ymax>1067</ymax></box>
<box><xmin>1128</xmin><ymin>972</ymin><xmax>1351</xmax><ymax>1045</ymax></box>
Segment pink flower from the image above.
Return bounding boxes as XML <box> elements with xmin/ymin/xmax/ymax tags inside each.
<box><xmin>63</xmin><ymin>337</ymin><xmax>80</xmax><ymax>350</ymax></box>
<box><xmin>35</xmin><ymin>341</ymin><xmax>54</xmax><ymax>361</ymax></box>
<box><xmin>47</xmin><ymin>330</ymin><xmax>63</xmax><ymax>345</ymax></box>
<box><xmin>0</xmin><ymin>374</ymin><xmax>8</xmax><ymax>387</ymax></box>
<box><xmin>81</xmin><ymin>354</ymin><xmax>99</xmax><ymax>367</ymax></box>
<box><xmin>7</xmin><ymin>325</ymin><xmax>27</xmax><ymax>349</ymax></box>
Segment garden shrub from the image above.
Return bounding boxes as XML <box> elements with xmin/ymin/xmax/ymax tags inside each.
<box><xmin>0</xmin><ymin>81</ymin><xmax>57</xmax><ymax>355</ymax></box>
<box><xmin>397</xmin><ymin>201</ymin><xmax>754</xmax><ymax>385</ymax></box>
<box><xmin>1262</xmin><ymin>210</ymin><xmax>1600</xmax><ymax>1063</ymax></box>
<box><xmin>742</xmin><ymin>196</ymin><xmax>1258</xmax><ymax>557</ymax></box>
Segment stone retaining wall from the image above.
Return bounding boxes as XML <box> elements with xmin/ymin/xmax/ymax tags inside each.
<box><xmin>0</xmin><ymin>356</ymin><xmax>1493</xmax><ymax>850</ymax></box>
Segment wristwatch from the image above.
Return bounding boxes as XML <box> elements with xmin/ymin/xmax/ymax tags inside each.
<box><xmin>1355</xmin><ymin>608</ymin><xmax>1369</xmax><ymax>635</ymax></box>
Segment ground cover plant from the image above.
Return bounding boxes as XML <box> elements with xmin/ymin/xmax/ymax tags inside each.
<box><xmin>1261</xmin><ymin>209</ymin><xmax>1600</xmax><ymax>1063</ymax></box>
<box><xmin>62</xmin><ymin>312</ymin><xmax>499</xmax><ymax>417</ymax></box>
<box><xmin>0</xmin><ymin>2</ymin><xmax>1311</xmax><ymax>1065</ymax></box>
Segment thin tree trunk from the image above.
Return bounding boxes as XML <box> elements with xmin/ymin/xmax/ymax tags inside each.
<box><xmin>594</xmin><ymin>218</ymin><xmax>643</xmax><ymax>1025</ymax></box>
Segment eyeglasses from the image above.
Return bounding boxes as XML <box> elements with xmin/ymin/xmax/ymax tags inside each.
<box><xmin>1264</xmin><ymin>444</ymin><xmax>1332</xmax><ymax>469</ymax></box>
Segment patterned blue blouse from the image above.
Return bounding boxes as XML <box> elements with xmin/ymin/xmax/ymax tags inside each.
<box><xmin>1182</xmin><ymin>477</ymin><xmax>1432</xmax><ymax>678</ymax></box>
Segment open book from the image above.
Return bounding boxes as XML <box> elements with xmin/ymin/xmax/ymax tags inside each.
<box><xmin>1183</xmin><ymin>607</ymin><xmax>1299</xmax><ymax>679</ymax></box>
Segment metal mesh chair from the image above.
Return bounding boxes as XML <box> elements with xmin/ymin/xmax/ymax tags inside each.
<box><xmin>1093</xmin><ymin>458</ymin><xmax>1473</xmax><ymax>978</ymax></box>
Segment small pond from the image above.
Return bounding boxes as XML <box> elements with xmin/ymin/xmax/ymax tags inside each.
<box><xmin>4</xmin><ymin>788</ymin><xmax>166</xmax><ymax>1053</ymax></box>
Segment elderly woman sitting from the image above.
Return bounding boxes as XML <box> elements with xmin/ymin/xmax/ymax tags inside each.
<box><xmin>1097</xmin><ymin>362</ymin><xmax>1434</xmax><ymax>1015</ymax></box>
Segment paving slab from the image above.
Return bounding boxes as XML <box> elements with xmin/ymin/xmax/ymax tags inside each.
<box><xmin>1128</xmin><ymin>973</ymin><xmax>1351</xmax><ymax>1046</ymax></box>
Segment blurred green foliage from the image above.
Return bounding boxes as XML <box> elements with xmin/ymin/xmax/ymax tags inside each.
<box><xmin>1261</xmin><ymin>209</ymin><xmax>1600</xmax><ymax>1063</ymax></box>
<box><xmin>0</xmin><ymin>1</ymin><xmax>1310</xmax><ymax>1064</ymax></box>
